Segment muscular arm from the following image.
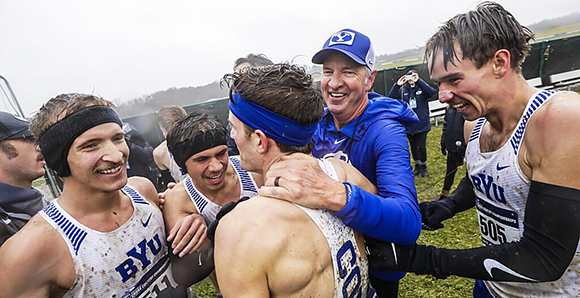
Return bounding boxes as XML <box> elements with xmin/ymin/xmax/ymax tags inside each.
<box><xmin>369</xmin><ymin>181</ymin><xmax>580</xmax><ymax>282</ymax></box>
<box><xmin>0</xmin><ymin>217</ymin><xmax>73</xmax><ymax>297</ymax></box>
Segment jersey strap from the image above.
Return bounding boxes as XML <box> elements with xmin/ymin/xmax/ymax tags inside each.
<box><xmin>509</xmin><ymin>90</ymin><xmax>557</xmax><ymax>155</ymax></box>
<box><xmin>184</xmin><ymin>176</ymin><xmax>209</xmax><ymax>213</ymax></box>
<box><xmin>468</xmin><ymin>117</ymin><xmax>486</xmax><ymax>143</ymax></box>
<box><xmin>230</xmin><ymin>156</ymin><xmax>257</xmax><ymax>193</ymax></box>
<box><xmin>41</xmin><ymin>203</ymin><xmax>88</xmax><ymax>256</ymax></box>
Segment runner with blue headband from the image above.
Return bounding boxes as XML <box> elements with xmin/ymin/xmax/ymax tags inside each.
<box><xmin>213</xmin><ymin>63</ymin><xmax>379</xmax><ymax>297</ymax></box>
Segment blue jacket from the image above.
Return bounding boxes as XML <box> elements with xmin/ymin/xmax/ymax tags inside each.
<box><xmin>313</xmin><ymin>92</ymin><xmax>421</xmax><ymax>244</ymax></box>
<box><xmin>388</xmin><ymin>79</ymin><xmax>436</xmax><ymax>135</ymax></box>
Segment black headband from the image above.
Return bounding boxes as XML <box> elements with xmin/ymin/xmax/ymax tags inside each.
<box><xmin>38</xmin><ymin>105</ymin><xmax>123</xmax><ymax>177</ymax></box>
<box><xmin>168</xmin><ymin>130</ymin><xmax>227</xmax><ymax>170</ymax></box>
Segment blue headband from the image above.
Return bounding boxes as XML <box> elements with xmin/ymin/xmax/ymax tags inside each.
<box><xmin>229</xmin><ymin>93</ymin><xmax>317</xmax><ymax>146</ymax></box>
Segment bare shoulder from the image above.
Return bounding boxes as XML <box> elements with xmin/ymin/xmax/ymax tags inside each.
<box><xmin>163</xmin><ymin>181</ymin><xmax>196</xmax><ymax>214</ymax></box>
<box><xmin>327</xmin><ymin>158</ymin><xmax>377</xmax><ymax>194</ymax></box>
<box><xmin>0</xmin><ymin>214</ymin><xmax>73</xmax><ymax>294</ymax></box>
<box><xmin>153</xmin><ymin>141</ymin><xmax>169</xmax><ymax>169</ymax></box>
<box><xmin>128</xmin><ymin>176</ymin><xmax>159</xmax><ymax>206</ymax></box>
<box><xmin>524</xmin><ymin>91</ymin><xmax>580</xmax><ymax>188</ymax></box>
<box><xmin>527</xmin><ymin>91</ymin><xmax>580</xmax><ymax>141</ymax></box>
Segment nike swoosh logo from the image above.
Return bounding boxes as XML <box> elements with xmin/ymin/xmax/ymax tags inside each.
<box><xmin>483</xmin><ymin>259</ymin><xmax>537</xmax><ymax>282</ymax></box>
<box><xmin>496</xmin><ymin>163</ymin><xmax>510</xmax><ymax>171</ymax></box>
<box><xmin>334</xmin><ymin>138</ymin><xmax>346</xmax><ymax>145</ymax></box>
<box><xmin>141</xmin><ymin>214</ymin><xmax>152</xmax><ymax>228</ymax></box>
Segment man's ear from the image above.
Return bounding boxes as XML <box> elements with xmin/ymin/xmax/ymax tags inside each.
<box><xmin>253</xmin><ymin>130</ymin><xmax>269</xmax><ymax>154</ymax></box>
<box><xmin>492</xmin><ymin>49</ymin><xmax>511</xmax><ymax>78</ymax></box>
<box><xmin>365</xmin><ymin>70</ymin><xmax>377</xmax><ymax>92</ymax></box>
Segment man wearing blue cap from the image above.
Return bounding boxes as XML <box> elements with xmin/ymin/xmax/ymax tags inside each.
<box><xmin>259</xmin><ymin>29</ymin><xmax>422</xmax><ymax>296</ymax></box>
<box><xmin>0</xmin><ymin>111</ymin><xmax>47</xmax><ymax>246</ymax></box>
<box><xmin>213</xmin><ymin>64</ymin><xmax>378</xmax><ymax>297</ymax></box>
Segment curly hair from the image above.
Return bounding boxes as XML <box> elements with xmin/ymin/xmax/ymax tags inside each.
<box><xmin>425</xmin><ymin>1</ymin><xmax>534</xmax><ymax>73</ymax></box>
<box><xmin>30</xmin><ymin>93</ymin><xmax>116</xmax><ymax>140</ymax></box>
<box><xmin>222</xmin><ymin>63</ymin><xmax>324</xmax><ymax>154</ymax></box>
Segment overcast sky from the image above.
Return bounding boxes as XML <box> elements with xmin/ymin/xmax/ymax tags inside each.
<box><xmin>1</xmin><ymin>0</ymin><xmax>578</xmax><ymax>115</ymax></box>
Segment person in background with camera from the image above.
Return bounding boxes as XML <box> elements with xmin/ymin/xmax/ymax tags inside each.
<box><xmin>435</xmin><ymin>105</ymin><xmax>466</xmax><ymax>200</ymax></box>
<box><xmin>388</xmin><ymin>70</ymin><xmax>436</xmax><ymax>177</ymax></box>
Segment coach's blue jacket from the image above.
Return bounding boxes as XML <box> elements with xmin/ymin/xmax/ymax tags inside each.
<box><xmin>313</xmin><ymin>92</ymin><xmax>421</xmax><ymax>244</ymax></box>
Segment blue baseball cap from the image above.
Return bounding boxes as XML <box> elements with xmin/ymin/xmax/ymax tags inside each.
<box><xmin>312</xmin><ymin>28</ymin><xmax>375</xmax><ymax>70</ymax></box>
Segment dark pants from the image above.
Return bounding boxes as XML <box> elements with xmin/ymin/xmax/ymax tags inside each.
<box><xmin>407</xmin><ymin>132</ymin><xmax>428</xmax><ymax>162</ymax></box>
<box><xmin>443</xmin><ymin>150</ymin><xmax>465</xmax><ymax>191</ymax></box>
<box><xmin>370</xmin><ymin>276</ymin><xmax>399</xmax><ymax>298</ymax></box>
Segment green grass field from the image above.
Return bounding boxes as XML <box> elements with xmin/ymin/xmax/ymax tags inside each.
<box><xmin>192</xmin><ymin>124</ymin><xmax>481</xmax><ymax>297</ymax></box>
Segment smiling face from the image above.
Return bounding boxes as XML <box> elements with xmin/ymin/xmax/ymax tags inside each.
<box><xmin>321</xmin><ymin>51</ymin><xmax>374</xmax><ymax>125</ymax></box>
<box><xmin>66</xmin><ymin>122</ymin><xmax>128</xmax><ymax>193</ymax></box>
<box><xmin>429</xmin><ymin>43</ymin><xmax>495</xmax><ymax>121</ymax></box>
<box><xmin>184</xmin><ymin>144</ymin><xmax>229</xmax><ymax>193</ymax></box>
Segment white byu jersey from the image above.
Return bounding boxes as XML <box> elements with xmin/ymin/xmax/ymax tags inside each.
<box><xmin>169</xmin><ymin>151</ymin><xmax>188</xmax><ymax>183</ymax></box>
<box><xmin>40</xmin><ymin>185</ymin><xmax>189</xmax><ymax>298</ymax></box>
<box><xmin>466</xmin><ymin>90</ymin><xmax>580</xmax><ymax>297</ymax></box>
<box><xmin>294</xmin><ymin>159</ymin><xmax>370</xmax><ymax>298</ymax></box>
<box><xmin>185</xmin><ymin>156</ymin><xmax>258</xmax><ymax>224</ymax></box>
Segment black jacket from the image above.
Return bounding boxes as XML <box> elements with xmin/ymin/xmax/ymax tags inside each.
<box><xmin>441</xmin><ymin>106</ymin><xmax>466</xmax><ymax>153</ymax></box>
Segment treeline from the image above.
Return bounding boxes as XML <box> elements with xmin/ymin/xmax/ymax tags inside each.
<box><xmin>117</xmin><ymin>81</ymin><xmax>229</xmax><ymax>118</ymax></box>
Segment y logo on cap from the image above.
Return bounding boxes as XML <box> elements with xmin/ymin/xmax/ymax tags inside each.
<box><xmin>329</xmin><ymin>31</ymin><xmax>355</xmax><ymax>46</ymax></box>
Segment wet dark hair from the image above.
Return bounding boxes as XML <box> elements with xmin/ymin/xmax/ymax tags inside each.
<box><xmin>166</xmin><ymin>112</ymin><xmax>225</xmax><ymax>148</ymax></box>
<box><xmin>425</xmin><ymin>1</ymin><xmax>534</xmax><ymax>73</ymax></box>
<box><xmin>222</xmin><ymin>63</ymin><xmax>324</xmax><ymax>154</ymax></box>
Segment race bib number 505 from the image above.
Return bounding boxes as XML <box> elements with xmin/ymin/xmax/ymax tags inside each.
<box><xmin>475</xmin><ymin>197</ymin><xmax>520</xmax><ymax>246</ymax></box>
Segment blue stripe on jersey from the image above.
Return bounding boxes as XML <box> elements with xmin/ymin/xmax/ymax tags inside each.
<box><xmin>230</xmin><ymin>157</ymin><xmax>257</xmax><ymax>193</ymax></box>
<box><xmin>123</xmin><ymin>185</ymin><xmax>150</xmax><ymax>205</ymax></box>
<box><xmin>43</xmin><ymin>203</ymin><xmax>87</xmax><ymax>255</ymax></box>
<box><xmin>184</xmin><ymin>176</ymin><xmax>208</xmax><ymax>213</ymax></box>
<box><xmin>468</xmin><ymin>117</ymin><xmax>486</xmax><ymax>143</ymax></box>
<box><xmin>510</xmin><ymin>90</ymin><xmax>556</xmax><ymax>155</ymax></box>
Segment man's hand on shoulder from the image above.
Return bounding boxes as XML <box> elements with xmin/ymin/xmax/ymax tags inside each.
<box><xmin>259</xmin><ymin>153</ymin><xmax>347</xmax><ymax>211</ymax></box>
